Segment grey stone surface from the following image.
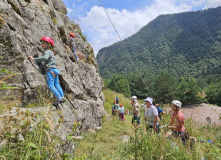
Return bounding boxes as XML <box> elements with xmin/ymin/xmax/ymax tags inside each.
<box><xmin>122</xmin><ymin>135</ymin><xmax>130</xmax><ymax>143</ymax></box>
<box><xmin>0</xmin><ymin>0</ymin><xmax>104</xmax><ymax>155</ymax></box>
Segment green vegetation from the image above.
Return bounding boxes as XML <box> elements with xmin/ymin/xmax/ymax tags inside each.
<box><xmin>97</xmin><ymin>7</ymin><xmax>221</xmax><ymax>79</ymax></box>
<box><xmin>0</xmin><ymin>89</ymin><xmax>220</xmax><ymax>159</ymax></box>
<box><xmin>106</xmin><ymin>71</ymin><xmax>207</xmax><ymax>105</ymax></box>
<box><xmin>0</xmin><ymin>68</ymin><xmax>14</xmax><ymax>74</ymax></box>
<box><xmin>77</xmin><ymin>28</ymin><xmax>87</xmax><ymax>41</ymax></box>
<box><xmin>71</xmin><ymin>22</ymin><xmax>75</xmax><ymax>29</ymax></box>
<box><xmin>75</xmin><ymin>89</ymin><xmax>221</xmax><ymax>160</ymax></box>
<box><xmin>0</xmin><ymin>16</ymin><xmax>5</xmax><ymax>27</ymax></box>
<box><xmin>0</xmin><ymin>107</ymin><xmax>77</xmax><ymax>159</ymax></box>
<box><xmin>0</xmin><ymin>70</ymin><xmax>20</xmax><ymax>90</ymax></box>
<box><xmin>206</xmin><ymin>80</ymin><xmax>221</xmax><ymax>106</ymax></box>
<box><xmin>108</xmin><ymin>74</ymin><xmax>131</xmax><ymax>98</ymax></box>
<box><xmin>52</xmin><ymin>18</ymin><xmax>57</xmax><ymax>25</ymax></box>
<box><xmin>0</xmin><ymin>69</ymin><xmax>21</xmax><ymax>113</ymax></box>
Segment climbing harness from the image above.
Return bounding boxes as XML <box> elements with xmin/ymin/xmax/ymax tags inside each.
<box><xmin>49</xmin><ymin>70</ymin><xmax>57</xmax><ymax>78</ymax></box>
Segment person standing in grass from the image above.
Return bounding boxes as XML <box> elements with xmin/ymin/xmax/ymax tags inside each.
<box><xmin>144</xmin><ymin>97</ymin><xmax>160</xmax><ymax>133</ymax></box>
<box><xmin>112</xmin><ymin>102</ymin><xmax>117</xmax><ymax>118</ymax></box>
<box><xmin>118</xmin><ymin>103</ymin><xmax>122</xmax><ymax>120</ymax></box>
<box><xmin>155</xmin><ymin>104</ymin><xmax>165</xmax><ymax>120</ymax></box>
<box><xmin>130</xmin><ymin>96</ymin><xmax>141</xmax><ymax>127</ymax></box>
<box><xmin>114</xmin><ymin>99</ymin><xmax>120</xmax><ymax>119</ymax></box>
<box><xmin>120</xmin><ymin>104</ymin><xmax>125</xmax><ymax>121</ymax></box>
<box><xmin>167</xmin><ymin>100</ymin><xmax>188</xmax><ymax>144</ymax></box>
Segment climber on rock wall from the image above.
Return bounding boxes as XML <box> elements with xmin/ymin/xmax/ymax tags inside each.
<box><xmin>69</xmin><ymin>33</ymin><xmax>79</xmax><ymax>61</ymax></box>
<box><xmin>28</xmin><ymin>37</ymin><xmax>66</xmax><ymax>109</ymax></box>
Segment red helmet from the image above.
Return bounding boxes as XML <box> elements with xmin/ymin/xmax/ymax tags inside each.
<box><xmin>40</xmin><ymin>37</ymin><xmax>54</xmax><ymax>47</ymax></box>
<box><xmin>69</xmin><ymin>33</ymin><xmax>75</xmax><ymax>38</ymax></box>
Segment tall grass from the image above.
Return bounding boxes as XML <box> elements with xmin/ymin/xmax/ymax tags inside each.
<box><xmin>0</xmin><ymin>70</ymin><xmax>21</xmax><ymax>113</ymax></box>
<box><xmin>0</xmin><ymin>88</ymin><xmax>79</xmax><ymax>159</ymax></box>
<box><xmin>103</xmin><ymin>89</ymin><xmax>132</xmax><ymax>111</ymax></box>
<box><xmin>75</xmin><ymin>89</ymin><xmax>221</xmax><ymax>160</ymax></box>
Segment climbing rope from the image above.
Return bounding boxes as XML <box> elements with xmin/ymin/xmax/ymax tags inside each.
<box><xmin>67</xmin><ymin>0</ymin><xmax>210</xmax><ymax>104</ymax></box>
<box><xmin>98</xmin><ymin>0</ymin><xmax>212</xmax><ymax>104</ymax></box>
<box><xmin>66</xmin><ymin>0</ymin><xmax>125</xmax><ymax>94</ymax></box>
<box><xmin>98</xmin><ymin>0</ymin><xmax>154</xmax><ymax>98</ymax></box>
<box><xmin>100</xmin><ymin>58</ymin><xmax>124</xmax><ymax>92</ymax></box>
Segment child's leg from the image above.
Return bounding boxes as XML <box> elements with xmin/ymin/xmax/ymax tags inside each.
<box><xmin>54</xmin><ymin>75</ymin><xmax>64</xmax><ymax>98</ymax></box>
<box><xmin>51</xmin><ymin>68</ymin><xmax>64</xmax><ymax>98</ymax></box>
<box><xmin>72</xmin><ymin>47</ymin><xmax>79</xmax><ymax>60</ymax></box>
<box><xmin>47</xmin><ymin>71</ymin><xmax>62</xmax><ymax>101</ymax></box>
<box><xmin>72</xmin><ymin>48</ymin><xmax>75</xmax><ymax>54</ymax></box>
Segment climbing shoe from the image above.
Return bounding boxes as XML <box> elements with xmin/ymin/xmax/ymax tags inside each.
<box><xmin>61</xmin><ymin>97</ymin><xmax>66</xmax><ymax>103</ymax></box>
<box><xmin>53</xmin><ymin>101</ymin><xmax>61</xmax><ymax>110</ymax></box>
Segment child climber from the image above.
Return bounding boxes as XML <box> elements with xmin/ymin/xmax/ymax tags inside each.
<box><xmin>69</xmin><ymin>33</ymin><xmax>79</xmax><ymax>61</ymax></box>
<box><xmin>28</xmin><ymin>37</ymin><xmax>65</xmax><ymax>108</ymax></box>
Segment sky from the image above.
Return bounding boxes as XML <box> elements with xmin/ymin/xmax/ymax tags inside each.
<box><xmin>62</xmin><ymin>0</ymin><xmax>221</xmax><ymax>56</ymax></box>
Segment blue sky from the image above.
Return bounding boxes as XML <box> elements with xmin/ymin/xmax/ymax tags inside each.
<box><xmin>62</xmin><ymin>0</ymin><xmax>221</xmax><ymax>55</ymax></box>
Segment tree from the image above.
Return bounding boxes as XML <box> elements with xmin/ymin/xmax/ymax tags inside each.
<box><xmin>153</xmin><ymin>71</ymin><xmax>176</xmax><ymax>103</ymax></box>
<box><xmin>108</xmin><ymin>74</ymin><xmax>131</xmax><ymax>97</ymax></box>
<box><xmin>174</xmin><ymin>77</ymin><xmax>203</xmax><ymax>105</ymax></box>
<box><xmin>127</xmin><ymin>71</ymin><xmax>155</xmax><ymax>99</ymax></box>
<box><xmin>205</xmin><ymin>80</ymin><xmax>221</xmax><ymax>106</ymax></box>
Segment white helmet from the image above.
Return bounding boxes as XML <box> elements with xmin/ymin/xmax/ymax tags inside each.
<box><xmin>172</xmin><ymin>100</ymin><xmax>182</xmax><ymax>108</ymax></box>
<box><xmin>131</xmin><ymin>96</ymin><xmax>137</xmax><ymax>100</ymax></box>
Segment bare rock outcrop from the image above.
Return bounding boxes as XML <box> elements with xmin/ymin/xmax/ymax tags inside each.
<box><xmin>0</xmin><ymin>0</ymin><xmax>105</xmax><ymax>153</ymax></box>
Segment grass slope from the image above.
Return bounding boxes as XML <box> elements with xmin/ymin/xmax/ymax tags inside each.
<box><xmin>74</xmin><ymin>89</ymin><xmax>221</xmax><ymax>160</ymax></box>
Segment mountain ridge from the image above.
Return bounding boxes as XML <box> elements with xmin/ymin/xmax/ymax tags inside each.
<box><xmin>97</xmin><ymin>7</ymin><xmax>221</xmax><ymax>79</ymax></box>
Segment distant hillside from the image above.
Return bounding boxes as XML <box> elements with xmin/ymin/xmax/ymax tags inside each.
<box><xmin>97</xmin><ymin>7</ymin><xmax>221</xmax><ymax>79</ymax></box>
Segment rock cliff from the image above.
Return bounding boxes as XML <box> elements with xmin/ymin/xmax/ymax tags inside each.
<box><xmin>0</xmin><ymin>0</ymin><xmax>104</xmax><ymax>139</ymax></box>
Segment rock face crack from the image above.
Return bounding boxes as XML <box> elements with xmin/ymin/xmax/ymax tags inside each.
<box><xmin>7</xmin><ymin>0</ymin><xmax>21</xmax><ymax>16</ymax></box>
<box><xmin>0</xmin><ymin>0</ymin><xmax>105</xmax><ymax>154</ymax></box>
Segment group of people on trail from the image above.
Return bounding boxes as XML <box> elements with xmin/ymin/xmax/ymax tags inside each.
<box><xmin>112</xmin><ymin>97</ymin><xmax>125</xmax><ymax>121</ymax></box>
<box><xmin>112</xmin><ymin>95</ymin><xmax>188</xmax><ymax>144</ymax></box>
<box><xmin>27</xmin><ymin>33</ymin><xmax>78</xmax><ymax>109</ymax></box>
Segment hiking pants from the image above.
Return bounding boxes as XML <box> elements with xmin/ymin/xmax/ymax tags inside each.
<box><xmin>71</xmin><ymin>47</ymin><xmax>79</xmax><ymax>60</ymax></box>
<box><xmin>121</xmin><ymin>113</ymin><xmax>124</xmax><ymax>121</ymax></box>
<box><xmin>47</xmin><ymin>68</ymin><xmax>64</xmax><ymax>101</ymax></box>
<box><xmin>146</xmin><ymin>125</ymin><xmax>160</xmax><ymax>134</ymax></box>
<box><xmin>173</xmin><ymin>131</ymin><xmax>189</xmax><ymax>144</ymax></box>
<box><xmin>132</xmin><ymin>114</ymin><xmax>140</xmax><ymax>124</ymax></box>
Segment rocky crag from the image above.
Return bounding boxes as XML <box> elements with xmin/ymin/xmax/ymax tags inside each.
<box><xmin>0</xmin><ymin>0</ymin><xmax>105</xmax><ymax>154</ymax></box>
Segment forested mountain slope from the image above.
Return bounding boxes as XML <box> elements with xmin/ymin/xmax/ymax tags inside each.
<box><xmin>97</xmin><ymin>7</ymin><xmax>221</xmax><ymax>78</ymax></box>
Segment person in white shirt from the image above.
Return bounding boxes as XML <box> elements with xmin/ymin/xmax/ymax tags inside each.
<box><xmin>144</xmin><ymin>97</ymin><xmax>160</xmax><ymax>133</ymax></box>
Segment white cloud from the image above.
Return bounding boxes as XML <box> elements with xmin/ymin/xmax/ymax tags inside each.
<box><xmin>204</xmin><ymin>0</ymin><xmax>221</xmax><ymax>9</ymax></box>
<box><xmin>77</xmin><ymin>0</ymin><xmax>221</xmax><ymax>55</ymax></box>
<box><xmin>67</xmin><ymin>8</ymin><xmax>73</xmax><ymax>13</ymax></box>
